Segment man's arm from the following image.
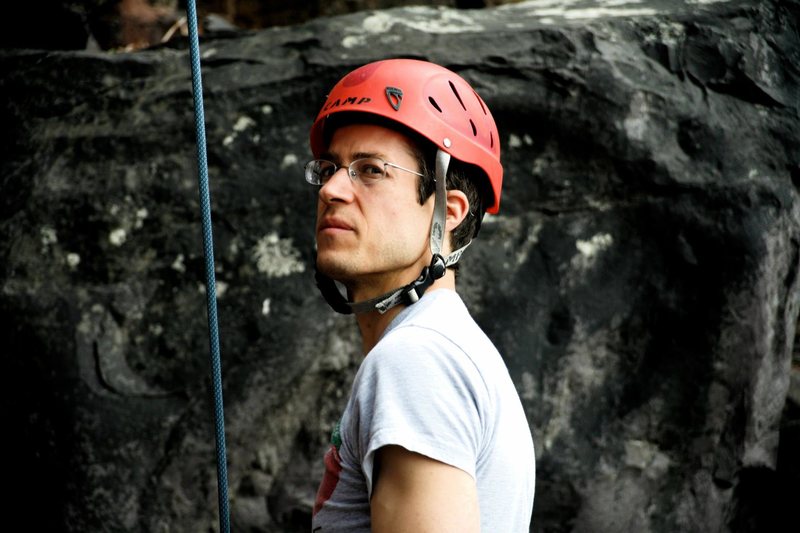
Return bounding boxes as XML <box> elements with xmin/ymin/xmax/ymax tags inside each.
<box><xmin>370</xmin><ymin>445</ymin><xmax>480</xmax><ymax>533</ymax></box>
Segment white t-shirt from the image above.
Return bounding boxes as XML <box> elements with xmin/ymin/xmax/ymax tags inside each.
<box><xmin>312</xmin><ymin>289</ymin><xmax>535</xmax><ymax>532</ymax></box>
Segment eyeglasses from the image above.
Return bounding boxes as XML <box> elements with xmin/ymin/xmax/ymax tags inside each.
<box><xmin>304</xmin><ymin>157</ymin><xmax>424</xmax><ymax>186</ymax></box>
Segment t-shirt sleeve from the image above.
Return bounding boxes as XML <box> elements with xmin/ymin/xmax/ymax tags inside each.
<box><xmin>348</xmin><ymin>325</ymin><xmax>489</xmax><ymax>497</ymax></box>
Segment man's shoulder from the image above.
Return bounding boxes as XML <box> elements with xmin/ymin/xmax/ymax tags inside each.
<box><xmin>387</xmin><ymin>289</ymin><xmax>473</xmax><ymax>332</ymax></box>
<box><xmin>367</xmin><ymin>290</ymin><xmax>499</xmax><ymax>374</ymax></box>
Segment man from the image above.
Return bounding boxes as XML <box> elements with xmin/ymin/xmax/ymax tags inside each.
<box><xmin>308</xmin><ymin>59</ymin><xmax>535</xmax><ymax>532</ymax></box>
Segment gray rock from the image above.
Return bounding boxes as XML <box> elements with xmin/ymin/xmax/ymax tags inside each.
<box><xmin>1</xmin><ymin>1</ymin><xmax>798</xmax><ymax>531</ymax></box>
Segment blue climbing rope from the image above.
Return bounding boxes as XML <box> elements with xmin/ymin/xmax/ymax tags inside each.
<box><xmin>185</xmin><ymin>1</ymin><xmax>231</xmax><ymax>532</ymax></box>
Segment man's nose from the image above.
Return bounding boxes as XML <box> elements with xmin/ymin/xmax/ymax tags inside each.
<box><xmin>319</xmin><ymin>166</ymin><xmax>355</xmax><ymax>204</ymax></box>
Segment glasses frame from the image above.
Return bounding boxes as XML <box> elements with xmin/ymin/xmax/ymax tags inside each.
<box><xmin>304</xmin><ymin>157</ymin><xmax>424</xmax><ymax>186</ymax></box>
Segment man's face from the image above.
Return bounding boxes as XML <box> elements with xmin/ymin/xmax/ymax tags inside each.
<box><xmin>315</xmin><ymin>123</ymin><xmax>434</xmax><ymax>300</ymax></box>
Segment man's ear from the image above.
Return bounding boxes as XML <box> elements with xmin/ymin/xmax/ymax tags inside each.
<box><xmin>445</xmin><ymin>189</ymin><xmax>469</xmax><ymax>232</ymax></box>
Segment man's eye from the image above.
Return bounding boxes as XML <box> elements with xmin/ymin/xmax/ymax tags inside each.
<box><xmin>318</xmin><ymin>165</ymin><xmax>336</xmax><ymax>178</ymax></box>
<box><xmin>359</xmin><ymin>164</ymin><xmax>384</xmax><ymax>176</ymax></box>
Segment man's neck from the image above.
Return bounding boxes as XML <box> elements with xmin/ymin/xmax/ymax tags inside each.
<box><xmin>355</xmin><ymin>271</ymin><xmax>456</xmax><ymax>355</ymax></box>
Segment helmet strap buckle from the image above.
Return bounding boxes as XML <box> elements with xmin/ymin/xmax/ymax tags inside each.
<box><xmin>401</xmin><ymin>253</ymin><xmax>446</xmax><ymax>305</ymax></box>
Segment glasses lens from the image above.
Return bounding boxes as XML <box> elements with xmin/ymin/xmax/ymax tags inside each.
<box><xmin>351</xmin><ymin>158</ymin><xmax>387</xmax><ymax>184</ymax></box>
<box><xmin>305</xmin><ymin>160</ymin><xmax>336</xmax><ymax>185</ymax></box>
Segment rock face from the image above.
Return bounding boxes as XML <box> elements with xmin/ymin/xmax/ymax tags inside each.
<box><xmin>1</xmin><ymin>1</ymin><xmax>798</xmax><ymax>531</ymax></box>
<box><xmin>2</xmin><ymin>0</ymin><xmax>515</xmax><ymax>51</ymax></box>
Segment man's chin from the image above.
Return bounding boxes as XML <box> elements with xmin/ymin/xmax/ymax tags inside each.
<box><xmin>315</xmin><ymin>255</ymin><xmax>354</xmax><ymax>282</ymax></box>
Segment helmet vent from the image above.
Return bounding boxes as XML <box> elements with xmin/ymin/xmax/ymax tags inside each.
<box><xmin>449</xmin><ymin>80</ymin><xmax>467</xmax><ymax>111</ymax></box>
<box><xmin>469</xmin><ymin>119</ymin><xmax>477</xmax><ymax>137</ymax></box>
<box><xmin>490</xmin><ymin>130</ymin><xmax>494</xmax><ymax>148</ymax></box>
<box><xmin>474</xmin><ymin>91</ymin><xmax>487</xmax><ymax>115</ymax></box>
<box><xmin>428</xmin><ymin>96</ymin><xmax>443</xmax><ymax>113</ymax></box>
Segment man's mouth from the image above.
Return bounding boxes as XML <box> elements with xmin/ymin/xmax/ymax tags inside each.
<box><xmin>318</xmin><ymin>216</ymin><xmax>353</xmax><ymax>233</ymax></box>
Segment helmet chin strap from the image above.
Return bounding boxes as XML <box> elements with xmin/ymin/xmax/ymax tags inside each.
<box><xmin>316</xmin><ymin>149</ymin><xmax>471</xmax><ymax>315</ymax></box>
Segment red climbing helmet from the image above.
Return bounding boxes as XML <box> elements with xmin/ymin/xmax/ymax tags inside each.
<box><xmin>309</xmin><ymin>59</ymin><xmax>503</xmax><ymax>214</ymax></box>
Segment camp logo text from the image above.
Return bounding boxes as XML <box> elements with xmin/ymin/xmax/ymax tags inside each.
<box><xmin>322</xmin><ymin>96</ymin><xmax>372</xmax><ymax>112</ymax></box>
